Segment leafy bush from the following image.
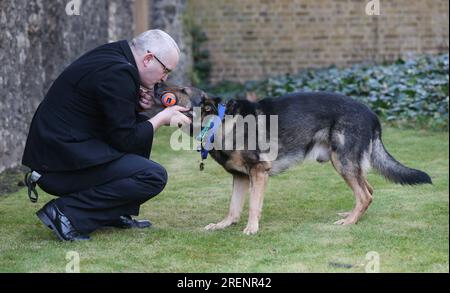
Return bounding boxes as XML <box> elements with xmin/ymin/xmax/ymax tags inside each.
<box><xmin>190</xmin><ymin>25</ymin><xmax>212</xmax><ymax>87</ymax></box>
<box><xmin>207</xmin><ymin>54</ymin><xmax>449</xmax><ymax>130</ymax></box>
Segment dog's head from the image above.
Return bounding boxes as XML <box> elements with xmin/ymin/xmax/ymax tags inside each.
<box><xmin>154</xmin><ymin>82</ymin><xmax>223</xmax><ymax>121</ymax></box>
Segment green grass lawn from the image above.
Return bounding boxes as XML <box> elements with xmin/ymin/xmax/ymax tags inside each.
<box><xmin>0</xmin><ymin>127</ymin><xmax>448</xmax><ymax>272</ymax></box>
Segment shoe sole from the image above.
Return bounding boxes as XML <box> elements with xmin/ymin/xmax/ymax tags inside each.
<box><xmin>36</xmin><ymin>209</ymin><xmax>66</xmax><ymax>241</ymax></box>
<box><xmin>136</xmin><ymin>222</ymin><xmax>152</xmax><ymax>229</ymax></box>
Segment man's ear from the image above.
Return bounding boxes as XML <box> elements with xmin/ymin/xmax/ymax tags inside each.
<box><xmin>143</xmin><ymin>52</ymin><xmax>153</xmax><ymax>67</ymax></box>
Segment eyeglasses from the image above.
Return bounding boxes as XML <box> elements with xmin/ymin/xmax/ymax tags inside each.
<box><xmin>147</xmin><ymin>51</ymin><xmax>172</xmax><ymax>75</ymax></box>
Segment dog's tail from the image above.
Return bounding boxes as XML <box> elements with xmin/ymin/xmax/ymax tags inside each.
<box><xmin>370</xmin><ymin>131</ymin><xmax>432</xmax><ymax>185</ymax></box>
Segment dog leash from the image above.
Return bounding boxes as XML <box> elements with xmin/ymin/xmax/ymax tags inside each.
<box><xmin>196</xmin><ymin>103</ymin><xmax>227</xmax><ymax>171</ymax></box>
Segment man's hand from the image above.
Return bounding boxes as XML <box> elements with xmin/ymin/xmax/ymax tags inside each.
<box><xmin>149</xmin><ymin>106</ymin><xmax>191</xmax><ymax>131</ymax></box>
<box><xmin>138</xmin><ymin>87</ymin><xmax>155</xmax><ymax>111</ymax></box>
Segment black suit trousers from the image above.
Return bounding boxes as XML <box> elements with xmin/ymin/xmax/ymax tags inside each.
<box><xmin>36</xmin><ymin>154</ymin><xmax>167</xmax><ymax>234</ymax></box>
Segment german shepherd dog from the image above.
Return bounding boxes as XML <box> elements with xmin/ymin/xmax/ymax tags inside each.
<box><xmin>153</xmin><ymin>83</ymin><xmax>432</xmax><ymax>235</ymax></box>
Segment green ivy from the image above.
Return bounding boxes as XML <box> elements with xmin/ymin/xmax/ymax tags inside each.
<box><xmin>190</xmin><ymin>25</ymin><xmax>211</xmax><ymax>87</ymax></box>
<box><xmin>207</xmin><ymin>54</ymin><xmax>449</xmax><ymax>130</ymax></box>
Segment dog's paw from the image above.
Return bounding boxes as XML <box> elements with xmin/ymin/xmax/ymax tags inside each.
<box><xmin>337</xmin><ymin>211</ymin><xmax>351</xmax><ymax>218</ymax></box>
<box><xmin>243</xmin><ymin>223</ymin><xmax>259</xmax><ymax>235</ymax></box>
<box><xmin>333</xmin><ymin>219</ymin><xmax>347</xmax><ymax>225</ymax></box>
<box><xmin>204</xmin><ymin>221</ymin><xmax>232</xmax><ymax>231</ymax></box>
<box><xmin>333</xmin><ymin>217</ymin><xmax>357</xmax><ymax>225</ymax></box>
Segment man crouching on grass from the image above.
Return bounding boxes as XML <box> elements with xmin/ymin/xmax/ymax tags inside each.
<box><xmin>22</xmin><ymin>29</ymin><xmax>191</xmax><ymax>241</ymax></box>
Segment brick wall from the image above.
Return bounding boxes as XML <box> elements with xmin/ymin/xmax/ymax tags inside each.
<box><xmin>189</xmin><ymin>0</ymin><xmax>449</xmax><ymax>84</ymax></box>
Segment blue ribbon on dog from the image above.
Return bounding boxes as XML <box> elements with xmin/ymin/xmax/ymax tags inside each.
<box><xmin>197</xmin><ymin>104</ymin><xmax>227</xmax><ymax>167</ymax></box>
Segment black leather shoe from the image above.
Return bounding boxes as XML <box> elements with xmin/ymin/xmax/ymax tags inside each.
<box><xmin>36</xmin><ymin>200</ymin><xmax>90</xmax><ymax>241</ymax></box>
<box><xmin>108</xmin><ymin>215</ymin><xmax>152</xmax><ymax>229</ymax></box>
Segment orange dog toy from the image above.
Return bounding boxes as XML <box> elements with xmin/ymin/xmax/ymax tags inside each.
<box><xmin>161</xmin><ymin>92</ymin><xmax>177</xmax><ymax>107</ymax></box>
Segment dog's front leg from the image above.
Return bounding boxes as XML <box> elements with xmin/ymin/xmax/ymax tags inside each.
<box><xmin>244</xmin><ymin>164</ymin><xmax>269</xmax><ymax>235</ymax></box>
<box><xmin>205</xmin><ymin>174</ymin><xmax>249</xmax><ymax>231</ymax></box>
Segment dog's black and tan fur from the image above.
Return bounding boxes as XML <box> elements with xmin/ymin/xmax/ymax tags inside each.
<box><xmin>154</xmin><ymin>83</ymin><xmax>432</xmax><ymax>235</ymax></box>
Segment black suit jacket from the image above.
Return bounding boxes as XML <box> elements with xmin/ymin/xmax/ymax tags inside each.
<box><xmin>22</xmin><ymin>40</ymin><xmax>153</xmax><ymax>172</ymax></box>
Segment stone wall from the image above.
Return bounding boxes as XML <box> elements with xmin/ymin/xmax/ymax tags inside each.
<box><xmin>0</xmin><ymin>0</ymin><xmax>135</xmax><ymax>173</ymax></box>
<box><xmin>150</xmin><ymin>0</ymin><xmax>192</xmax><ymax>85</ymax></box>
<box><xmin>189</xmin><ymin>0</ymin><xmax>449</xmax><ymax>83</ymax></box>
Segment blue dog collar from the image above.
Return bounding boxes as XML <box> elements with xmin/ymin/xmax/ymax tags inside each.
<box><xmin>198</xmin><ymin>103</ymin><xmax>227</xmax><ymax>169</ymax></box>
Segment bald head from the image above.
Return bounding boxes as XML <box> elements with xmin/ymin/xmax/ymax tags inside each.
<box><xmin>129</xmin><ymin>29</ymin><xmax>180</xmax><ymax>88</ymax></box>
<box><xmin>130</xmin><ymin>29</ymin><xmax>180</xmax><ymax>62</ymax></box>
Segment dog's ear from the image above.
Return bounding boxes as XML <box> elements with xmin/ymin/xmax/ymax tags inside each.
<box><xmin>226</xmin><ymin>99</ymin><xmax>238</xmax><ymax>114</ymax></box>
<box><xmin>181</xmin><ymin>87</ymin><xmax>192</xmax><ymax>96</ymax></box>
<box><xmin>202</xmin><ymin>92</ymin><xmax>210</xmax><ymax>101</ymax></box>
<box><xmin>191</xmin><ymin>90</ymin><xmax>207</xmax><ymax>107</ymax></box>
<box><xmin>212</xmin><ymin>96</ymin><xmax>222</xmax><ymax>105</ymax></box>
